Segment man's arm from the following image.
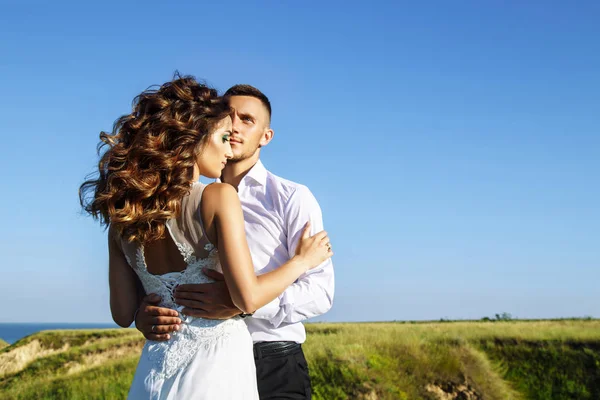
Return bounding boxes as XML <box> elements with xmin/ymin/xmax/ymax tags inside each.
<box><xmin>251</xmin><ymin>185</ymin><xmax>335</xmax><ymax>328</ymax></box>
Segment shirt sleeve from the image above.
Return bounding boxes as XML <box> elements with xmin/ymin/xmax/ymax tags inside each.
<box><xmin>251</xmin><ymin>185</ymin><xmax>335</xmax><ymax>328</ymax></box>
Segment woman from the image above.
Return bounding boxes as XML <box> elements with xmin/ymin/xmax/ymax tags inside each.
<box><xmin>80</xmin><ymin>75</ymin><xmax>332</xmax><ymax>399</ymax></box>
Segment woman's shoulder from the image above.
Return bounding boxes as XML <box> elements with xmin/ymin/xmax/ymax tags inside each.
<box><xmin>184</xmin><ymin>181</ymin><xmax>235</xmax><ymax>206</ymax></box>
<box><xmin>199</xmin><ymin>182</ymin><xmax>237</xmax><ymax>213</ymax></box>
<box><xmin>202</xmin><ymin>182</ymin><xmax>238</xmax><ymax>199</ymax></box>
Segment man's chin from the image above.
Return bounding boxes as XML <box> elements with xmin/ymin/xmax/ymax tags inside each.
<box><xmin>229</xmin><ymin>148</ymin><xmax>259</xmax><ymax>164</ymax></box>
<box><xmin>228</xmin><ymin>155</ymin><xmax>246</xmax><ymax>163</ymax></box>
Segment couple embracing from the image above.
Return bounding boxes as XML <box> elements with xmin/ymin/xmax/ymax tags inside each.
<box><xmin>80</xmin><ymin>75</ymin><xmax>335</xmax><ymax>399</ymax></box>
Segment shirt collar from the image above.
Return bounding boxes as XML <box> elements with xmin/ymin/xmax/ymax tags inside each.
<box><xmin>218</xmin><ymin>160</ymin><xmax>268</xmax><ymax>188</ymax></box>
<box><xmin>243</xmin><ymin>159</ymin><xmax>268</xmax><ymax>187</ymax></box>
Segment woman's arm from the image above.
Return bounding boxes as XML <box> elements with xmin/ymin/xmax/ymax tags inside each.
<box><xmin>201</xmin><ymin>183</ymin><xmax>330</xmax><ymax>314</ymax></box>
<box><xmin>108</xmin><ymin>229</ymin><xmax>141</xmax><ymax>327</ymax></box>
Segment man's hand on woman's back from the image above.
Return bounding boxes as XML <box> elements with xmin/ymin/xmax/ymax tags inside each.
<box><xmin>135</xmin><ymin>294</ymin><xmax>182</xmax><ymax>341</ymax></box>
<box><xmin>174</xmin><ymin>269</ymin><xmax>242</xmax><ymax>320</ymax></box>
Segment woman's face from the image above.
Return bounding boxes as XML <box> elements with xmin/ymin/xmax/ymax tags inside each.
<box><xmin>195</xmin><ymin>116</ymin><xmax>233</xmax><ymax>179</ymax></box>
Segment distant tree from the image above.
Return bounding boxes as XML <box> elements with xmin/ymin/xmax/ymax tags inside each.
<box><xmin>495</xmin><ymin>312</ymin><xmax>513</xmax><ymax>321</ymax></box>
<box><xmin>481</xmin><ymin>316</ymin><xmax>491</xmax><ymax>322</ymax></box>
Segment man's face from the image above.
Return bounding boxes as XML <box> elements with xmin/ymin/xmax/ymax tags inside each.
<box><xmin>228</xmin><ymin>95</ymin><xmax>271</xmax><ymax>162</ymax></box>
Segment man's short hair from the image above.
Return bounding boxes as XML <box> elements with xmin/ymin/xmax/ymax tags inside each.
<box><xmin>224</xmin><ymin>84</ymin><xmax>272</xmax><ymax>119</ymax></box>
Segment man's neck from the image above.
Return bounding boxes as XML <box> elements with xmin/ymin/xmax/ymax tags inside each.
<box><xmin>221</xmin><ymin>154</ymin><xmax>260</xmax><ymax>190</ymax></box>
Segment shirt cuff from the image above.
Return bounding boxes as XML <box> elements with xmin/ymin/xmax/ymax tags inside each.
<box><xmin>252</xmin><ymin>297</ymin><xmax>281</xmax><ymax>321</ymax></box>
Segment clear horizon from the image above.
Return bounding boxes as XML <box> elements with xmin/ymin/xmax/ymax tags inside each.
<box><xmin>1</xmin><ymin>316</ymin><xmax>598</xmax><ymax>325</ymax></box>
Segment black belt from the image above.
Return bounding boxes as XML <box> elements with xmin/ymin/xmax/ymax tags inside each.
<box><xmin>253</xmin><ymin>341</ymin><xmax>300</xmax><ymax>359</ymax></box>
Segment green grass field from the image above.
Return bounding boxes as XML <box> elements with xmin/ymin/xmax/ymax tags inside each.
<box><xmin>1</xmin><ymin>320</ymin><xmax>599</xmax><ymax>399</ymax></box>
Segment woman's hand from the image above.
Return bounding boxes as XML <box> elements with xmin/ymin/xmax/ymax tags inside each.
<box><xmin>294</xmin><ymin>221</ymin><xmax>333</xmax><ymax>270</ymax></box>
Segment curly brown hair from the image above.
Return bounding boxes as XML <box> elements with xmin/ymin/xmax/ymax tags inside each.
<box><xmin>79</xmin><ymin>74</ymin><xmax>231</xmax><ymax>243</ymax></box>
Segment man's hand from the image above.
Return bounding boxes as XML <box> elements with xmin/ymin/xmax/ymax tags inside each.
<box><xmin>135</xmin><ymin>294</ymin><xmax>181</xmax><ymax>341</ymax></box>
<box><xmin>173</xmin><ymin>269</ymin><xmax>241</xmax><ymax>320</ymax></box>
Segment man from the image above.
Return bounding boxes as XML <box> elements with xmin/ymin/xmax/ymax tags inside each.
<box><xmin>134</xmin><ymin>84</ymin><xmax>335</xmax><ymax>399</ymax></box>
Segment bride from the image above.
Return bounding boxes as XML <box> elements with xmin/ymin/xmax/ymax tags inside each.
<box><xmin>80</xmin><ymin>75</ymin><xmax>332</xmax><ymax>399</ymax></box>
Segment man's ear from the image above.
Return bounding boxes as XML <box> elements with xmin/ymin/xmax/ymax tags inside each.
<box><xmin>259</xmin><ymin>128</ymin><xmax>274</xmax><ymax>148</ymax></box>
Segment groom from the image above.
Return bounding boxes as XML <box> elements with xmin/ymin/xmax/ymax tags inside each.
<box><xmin>134</xmin><ymin>84</ymin><xmax>335</xmax><ymax>399</ymax></box>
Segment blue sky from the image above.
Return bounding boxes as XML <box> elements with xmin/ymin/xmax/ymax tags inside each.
<box><xmin>0</xmin><ymin>1</ymin><xmax>598</xmax><ymax>323</ymax></box>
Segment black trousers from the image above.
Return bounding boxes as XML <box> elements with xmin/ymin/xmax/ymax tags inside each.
<box><xmin>254</xmin><ymin>342</ymin><xmax>312</xmax><ymax>399</ymax></box>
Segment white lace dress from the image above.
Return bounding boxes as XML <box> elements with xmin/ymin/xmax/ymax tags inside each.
<box><xmin>120</xmin><ymin>183</ymin><xmax>259</xmax><ymax>400</ymax></box>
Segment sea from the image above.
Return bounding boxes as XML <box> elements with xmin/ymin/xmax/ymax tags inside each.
<box><xmin>0</xmin><ymin>323</ymin><xmax>121</xmax><ymax>345</ymax></box>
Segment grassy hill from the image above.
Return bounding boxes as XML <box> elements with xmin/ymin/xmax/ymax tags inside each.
<box><xmin>0</xmin><ymin>339</ymin><xmax>8</xmax><ymax>350</ymax></box>
<box><xmin>1</xmin><ymin>320</ymin><xmax>599</xmax><ymax>399</ymax></box>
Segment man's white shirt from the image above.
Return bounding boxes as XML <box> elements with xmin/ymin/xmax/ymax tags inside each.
<box><xmin>219</xmin><ymin>160</ymin><xmax>334</xmax><ymax>343</ymax></box>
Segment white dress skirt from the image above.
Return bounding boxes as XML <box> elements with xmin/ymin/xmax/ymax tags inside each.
<box><xmin>128</xmin><ymin>315</ymin><xmax>258</xmax><ymax>400</ymax></box>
